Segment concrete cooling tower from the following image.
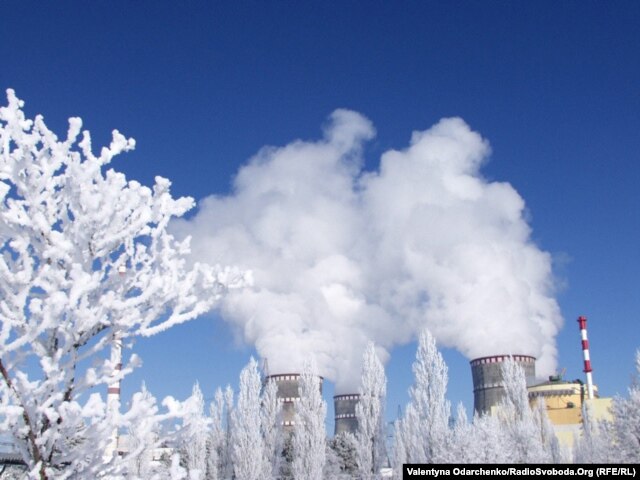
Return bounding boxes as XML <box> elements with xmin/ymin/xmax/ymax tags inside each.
<box><xmin>333</xmin><ymin>394</ymin><xmax>360</xmax><ymax>436</ymax></box>
<box><xmin>470</xmin><ymin>354</ymin><xmax>536</xmax><ymax>414</ymax></box>
<box><xmin>265</xmin><ymin>373</ymin><xmax>323</xmax><ymax>429</ymax></box>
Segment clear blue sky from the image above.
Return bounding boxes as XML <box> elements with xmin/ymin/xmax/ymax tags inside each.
<box><xmin>2</xmin><ymin>1</ymin><xmax>639</xmax><ymax>427</ymax></box>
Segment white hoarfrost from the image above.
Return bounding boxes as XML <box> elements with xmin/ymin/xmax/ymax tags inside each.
<box><xmin>355</xmin><ymin>342</ymin><xmax>387</xmax><ymax>479</ymax></box>
<box><xmin>497</xmin><ymin>358</ymin><xmax>547</xmax><ymax>463</ymax></box>
<box><xmin>206</xmin><ymin>388</ymin><xmax>226</xmax><ymax>480</ymax></box>
<box><xmin>0</xmin><ymin>89</ymin><xmax>246</xmax><ymax>479</ymax></box>
<box><xmin>292</xmin><ymin>360</ymin><xmax>326</xmax><ymax>480</ymax></box>
<box><xmin>231</xmin><ymin>358</ymin><xmax>269</xmax><ymax>480</ymax></box>
<box><xmin>180</xmin><ymin>383</ymin><xmax>210</xmax><ymax>480</ymax></box>
<box><xmin>608</xmin><ymin>350</ymin><xmax>640</xmax><ymax>463</ymax></box>
<box><xmin>124</xmin><ymin>383</ymin><xmax>162</xmax><ymax>478</ymax></box>
<box><xmin>260</xmin><ymin>377</ymin><xmax>283</xmax><ymax>478</ymax></box>
<box><xmin>400</xmin><ymin>330</ymin><xmax>450</xmax><ymax>464</ymax></box>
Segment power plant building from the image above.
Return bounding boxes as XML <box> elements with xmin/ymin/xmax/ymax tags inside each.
<box><xmin>264</xmin><ymin>318</ymin><xmax>610</xmax><ymax>450</ymax></box>
<box><xmin>526</xmin><ymin>316</ymin><xmax>612</xmax><ymax>447</ymax></box>
<box><xmin>528</xmin><ymin>378</ymin><xmax>611</xmax><ymax>447</ymax></box>
<box><xmin>466</xmin><ymin>317</ymin><xmax>612</xmax><ymax>449</ymax></box>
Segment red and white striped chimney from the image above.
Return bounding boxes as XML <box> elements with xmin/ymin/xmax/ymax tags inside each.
<box><xmin>577</xmin><ymin>316</ymin><xmax>594</xmax><ymax>399</ymax></box>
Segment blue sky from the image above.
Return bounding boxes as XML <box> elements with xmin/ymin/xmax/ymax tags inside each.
<box><xmin>2</xmin><ymin>1</ymin><xmax>639</xmax><ymax>427</ymax></box>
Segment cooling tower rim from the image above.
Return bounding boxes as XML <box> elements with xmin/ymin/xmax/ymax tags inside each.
<box><xmin>333</xmin><ymin>393</ymin><xmax>361</xmax><ymax>400</ymax></box>
<box><xmin>470</xmin><ymin>354</ymin><xmax>536</xmax><ymax>366</ymax></box>
<box><xmin>265</xmin><ymin>373</ymin><xmax>325</xmax><ymax>381</ymax></box>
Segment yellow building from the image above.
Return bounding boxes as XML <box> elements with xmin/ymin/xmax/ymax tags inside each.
<box><xmin>528</xmin><ymin>379</ymin><xmax>612</xmax><ymax>447</ymax></box>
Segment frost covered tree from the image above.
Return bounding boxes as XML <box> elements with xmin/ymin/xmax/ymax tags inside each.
<box><xmin>169</xmin><ymin>453</ymin><xmax>188</xmax><ymax>480</ymax></box>
<box><xmin>220</xmin><ymin>385</ymin><xmax>235</xmax><ymax>479</ymax></box>
<box><xmin>205</xmin><ymin>386</ymin><xmax>235</xmax><ymax>480</ymax></box>
<box><xmin>401</xmin><ymin>330</ymin><xmax>450</xmax><ymax>463</ymax></box>
<box><xmin>323</xmin><ymin>440</ymin><xmax>343</xmax><ymax>480</ymax></box>
<box><xmin>291</xmin><ymin>360</ymin><xmax>326</xmax><ymax>480</ymax></box>
<box><xmin>205</xmin><ymin>387</ymin><xmax>226</xmax><ymax>480</ymax></box>
<box><xmin>573</xmin><ymin>401</ymin><xmax>613</xmax><ymax>463</ymax></box>
<box><xmin>327</xmin><ymin>432</ymin><xmax>357</xmax><ymax>479</ymax></box>
<box><xmin>497</xmin><ymin>358</ymin><xmax>547</xmax><ymax>463</ymax></box>
<box><xmin>392</xmin><ymin>418</ymin><xmax>407</xmax><ymax>479</ymax></box>
<box><xmin>123</xmin><ymin>383</ymin><xmax>163</xmax><ymax>478</ymax></box>
<box><xmin>119</xmin><ymin>384</ymin><xmax>201</xmax><ymax>479</ymax></box>
<box><xmin>355</xmin><ymin>342</ymin><xmax>387</xmax><ymax>479</ymax></box>
<box><xmin>0</xmin><ymin>90</ymin><xmax>246</xmax><ymax>479</ymax></box>
<box><xmin>609</xmin><ymin>349</ymin><xmax>640</xmax><ymax>463</ymax></box>
<box><xmin>471</xmin><ymin>412</ymin><xmax>508</xmax><ymax>463</ymax></box>
<box><xmin>532</xmin><ymin>398</ymin><xmax>563</xmax><ymax>463</ymax></box>
<box><xmin>261</xmin><ymin>376</ymin><xmax>283</xmax><ymax>478</ymax></box>
<box><xmin>0</xmin><ymin>464</ymin><xmax>27</xmax><ymax>480</ymax></box>
<box><xmin>442</xmin><ymin>403</ymin><xmax>475</xmax><ymax>463</ymax></box>
<box><xmin>231</xmin><ymin>358</ymin><xmax>269</xmax><ymax>480</ymax></box>
<box><xmin>179</xmin><ymin>383</ymin><xmax>209</xmax><ymax>479</ymax></box>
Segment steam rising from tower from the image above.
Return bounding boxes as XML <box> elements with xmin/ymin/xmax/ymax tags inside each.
<box><xmin>173</xmin><ymin>111</ymin><xmax>562</xmax><ymax>390</ymax></box>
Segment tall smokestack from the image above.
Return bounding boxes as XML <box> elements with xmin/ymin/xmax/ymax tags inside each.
<box><xmin>577</xmin><ymin>316</ymin><xmax>594</xmax><ymax>400</ymax></box>
<box><xmin>265</xmin><ymin>373</ymin><xmax>323</xmax><ymax>430</ymax></box>
<box><xmin>334</xmin><ymin>394</ymin><xmax>360</xmax><ymax>436</ymax></box>
<box><xmin>470</xmin><ymin>354</ymin><xmax>536</xmax><ymax>414</ymax></box>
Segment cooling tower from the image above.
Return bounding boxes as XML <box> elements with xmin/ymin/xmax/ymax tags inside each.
<box><xmin>265</xmin><ymin>373</ymin><xmax>323</xmax><ymax>429</ymax></box>
<box><xmin>470</xmin><ymin>354</ymin><xmax>536</xmax><ymax>414</ymax></box>
<box><xmin>334</xmin><ymin>394</ymin><xmax>360</xmax><ymax>436</ymax></box>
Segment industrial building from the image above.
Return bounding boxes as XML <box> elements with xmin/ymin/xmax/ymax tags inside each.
<box><xmin>526</xmin><ymin>316</ymin><xmax>612</xmax><ymax>447</ymax></box>
<box><xmin>467</xmin><ymin>316</ymin><xmax>613</xmax><ymax>448</ymax></box>
<box><xmin>528</xmin><ymin>379</ymin><xmax>612</xmax><ymax>446</ymax></box>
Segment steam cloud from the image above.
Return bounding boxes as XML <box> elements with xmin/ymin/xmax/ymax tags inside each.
<box><xmin>172</xmin><ymin>110</ymin><xmax>562</xmax><ymax>392</ymax></box>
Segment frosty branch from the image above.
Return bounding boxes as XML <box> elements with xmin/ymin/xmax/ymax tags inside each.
<box><xmin>0</xmin><ymin>89</ymin><xmax>247</xmax><ymax>479</ymax></box>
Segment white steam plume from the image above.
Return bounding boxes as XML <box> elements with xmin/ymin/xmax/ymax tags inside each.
<box><xmin>172</xmin><ymin>110</ymin><xmax>562</xmax><ymax>392</ymax></box>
